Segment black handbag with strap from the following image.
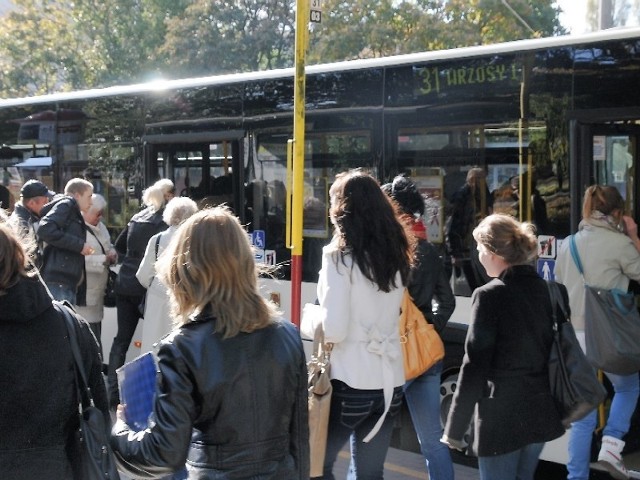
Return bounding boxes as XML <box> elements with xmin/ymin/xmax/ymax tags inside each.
<box><xmin>54</xmin><ymin>301</ymin><xmax>120</xmax><ymax>480</ymax></box>
<box><xmin>546</xmin><ymin>281</ymin><xmax>606</xmax><ymax>428</ymax></box>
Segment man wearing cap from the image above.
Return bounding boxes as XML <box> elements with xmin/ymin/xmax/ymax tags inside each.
<box><xmin>8</xmin><ymin>179</ymin><xmax>55</xmax><ymax>267</ymax></box>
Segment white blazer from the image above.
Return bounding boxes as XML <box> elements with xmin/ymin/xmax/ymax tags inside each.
<box><xmin>317</xmin><ymin>243</ymin><xmax>406</xmax><ymax>439</ymax></box>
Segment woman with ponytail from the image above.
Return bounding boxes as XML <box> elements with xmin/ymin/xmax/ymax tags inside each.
<box><xmin>442</xmin><ymin>213</ymin><xmax>564</xmax><ymax>480</ymax></box>
<box><xmin>555</xmin><ymin>185</ymin><xmax>640</xmax><ymax>480</ymax></box>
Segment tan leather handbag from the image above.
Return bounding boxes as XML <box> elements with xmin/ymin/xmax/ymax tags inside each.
<box><xmin>399</xmin><ymin>289</ymin><xmax>444</xmax><ymax>381</ymax></box>
<box><xmin>307</xmin><ymin>324</ymin><xmax>333</xmax><ymax>477</ymax></box>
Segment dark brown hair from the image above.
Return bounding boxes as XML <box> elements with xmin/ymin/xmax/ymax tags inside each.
<box><xmin>329</xmin><ymin>170</ymin><xmax>411</xmax><ymax>292</ymax></box>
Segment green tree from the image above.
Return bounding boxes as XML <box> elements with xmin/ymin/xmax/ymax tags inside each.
<box><xmin>308</xmin><ymin>0</ymin><xmax>564</xmax><ymax>63</ymax></box>
<box><xmin>159</xmin><ymin>0</ymin><xmax>296</xmax><ymax>75</ymax></box>
<box><xmin>0</xmin><ymin>0</ymin><xmax>77</xmax><ymax>96</ymax></box>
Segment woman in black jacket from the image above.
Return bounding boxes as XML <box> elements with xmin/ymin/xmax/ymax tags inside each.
<box><xmin>442</xmin><ymin>213</ymin><xmax>564</xmax><ymax>480</ymax></box>
<box><xmin>106</xmin><ymin>179</ymin><xmax>173</xmax><ymax>407</ymax></box>
<box><xmin>0</xmin><ymin>216</ymin><xmax>110</xmax><ymax>480</ymax></box>
<box><xmin>384</xmin><ymin>175</ymin><xmax>456</xmax><ymax>480</ymax></box>
<box><xmin>111</xmin><ymin>207</ymin><xmax>309</xmax><ymax>479</ymax></box>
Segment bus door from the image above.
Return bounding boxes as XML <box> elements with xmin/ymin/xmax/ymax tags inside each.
<box><xmin>571</xmin><ymin>121</ymin><xmax>640</xmax><ymax>230</ymax></box>
<box><xmin>143</xmin><ymin>132</ymin><xmax>244</xmax><ymax>214</ymax></box>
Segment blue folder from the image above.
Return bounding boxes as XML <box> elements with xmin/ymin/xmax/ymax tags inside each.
<box><xmin>116</xmin><ymin>351</ymin><xmax>157</xmax><ymax>430</ymax></box>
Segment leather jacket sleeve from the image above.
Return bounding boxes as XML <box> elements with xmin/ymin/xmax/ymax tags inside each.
<box><xmin>289</xmin><ymin>330</ymin><xmax>311</xmax><ymax>478</ymax></box>
<box><xmin>111</xmin><ymin>342</ymin><xmax>195</xmax><ymax>478</ymax></box>
<box><xmin>408</xmin><ymin>240</ymin><xmax>456</xmax><ymax>334</ymax></box>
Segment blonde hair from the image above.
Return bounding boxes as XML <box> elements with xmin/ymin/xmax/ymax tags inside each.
<box><xmin>156</xmin><ymin>206</ymin><xmax>279</xmax><ymax>337</ymax></box>
<box><xmin>473</xmin><ymin>213</ymin><xmax>537</xmax><ymax>265</ymax></box>
<box><xmin>153</xmin><ymin>178</ymin><xmax>175</xmax><ymax>196</ymax></box>
<box><xmin>582</xmin><ymin>185</ymin><xmax>624</xmax><ymax>219</ymax></box>
<box><xmin>64</xmin><ymin>178</ymin><xmax>93</xmax><ymax>196</ymax></box>
<box><xmin>142</xmin><ymin>185</ymin><xmax>166</xmax><ymax>211</ymax></box>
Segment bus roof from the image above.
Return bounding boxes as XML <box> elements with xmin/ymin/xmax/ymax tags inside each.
<box><xmin>2</xmin><ymin>26</ymin><xmax>640</xmax><ymax>108</ymax></box>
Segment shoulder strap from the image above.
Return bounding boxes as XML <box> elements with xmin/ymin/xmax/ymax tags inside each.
<box><xmin>53</xmin><ymin>301</ymin><xmax>95</xmax><ymax>406</ymax></box>
<box><xmin>546</xmin><ymin>280</ymin><xmax>569</xmax><ymax>327</ymax></box>
<box><xmin>86</xmin><ymin>228</ymin><xmax>106</xmax><ymax>255</ymax></box>
<box><xmin>155</xmin><ymin>232</ymin><xmax>161</xmax><ymax>260</ymax></box>
<box><xmin>568</xmin><ymin>235</ymin><xmax>585</xmax><ymax>276</ymax></box>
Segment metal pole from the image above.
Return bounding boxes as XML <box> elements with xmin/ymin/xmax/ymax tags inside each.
<box><xmin>289</xmin><ymin>0</ymin><xmax>309</xmax><ymax>327</ymax></box>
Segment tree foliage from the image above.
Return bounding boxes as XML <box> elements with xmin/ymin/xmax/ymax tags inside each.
<box><xmin>0</xmin><ymin>0</ymin><xmax>565</xmax><ymax>97</ymax></box>
<box><xmin>308</xmin><ymin>0</ymin><xmax>564</xmax><ymax>62</ymax></box>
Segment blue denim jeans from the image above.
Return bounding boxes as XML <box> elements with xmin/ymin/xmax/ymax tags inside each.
<box><xmin>403</xmin><ymin>361</ymin><xmax>454</xmax><ymax>480</ymax></box>
<box><xmin>46</xmin><ymin>282</ymin><xmax>77</xmax><ymax>305</ymax></box>
<box><xmin>321</xmin><ymin>380</ymin><xmax>403</xmax><ymax>479</ymax></box>
<box><xmin>478</xmin><ymin>442</ymin><xmax>544</xmax><ymax>480</ymax></box>
<box><xmin>567</xmin><ymin>371</ymin><xmax>640</xmax><ymax>480</ymax></box>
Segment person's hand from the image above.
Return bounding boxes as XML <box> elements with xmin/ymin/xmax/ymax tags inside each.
<box><xmin>106</xmin><ymin>250</ymin><xmax>118</xmax><ymax>264</ymax></box>
<box><xmin>622</xmin><ymin>215</ymin><xmax>638</xmax><ymax>239</ymax></box>
<box><xmin>116</xmin><ymin>404</ymin><xmax>127</xmax><ymax>423</ymax></box>
<box><xmin>440</xmin><ymin>434</ymin><xmax>468</xmax><ymax>452</ymax></box>
<box><xmin>81</xmin><ymin>243</ymin><xmax>95</xmax><ymax>256</ymax></box>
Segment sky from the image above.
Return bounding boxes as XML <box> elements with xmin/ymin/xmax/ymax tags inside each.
<box><xmin>555</xmin><ymin>0</ymin><xmax>591</xmax><ymax>34</ymax></box>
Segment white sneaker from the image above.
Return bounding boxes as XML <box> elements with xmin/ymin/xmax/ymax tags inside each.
<box><xmin>596</xmin><ymin>435</ymin><xmax>629</xmax><ymax>480</ymax></box>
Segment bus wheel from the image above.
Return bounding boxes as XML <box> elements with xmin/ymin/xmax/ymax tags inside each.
<box><xmin>439</xmin><ymin>371</ymin><xmax>458</xmax><ymax>428</ymax></box>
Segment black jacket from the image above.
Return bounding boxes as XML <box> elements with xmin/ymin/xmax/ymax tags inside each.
<box><xmin>114</xmin><ymin>206</ymin><xmax>168</xmax><ymax>297</ymax></box>
<box><xmin>9</xmin><ymin>202</ymin><xmax>43</xmax><ymax>266</ymax></box>
<box><xmin>0</xmin><ymin>277</ymin><xmax>109</xmax><ymax>480</ymax></box>
<box><xmin>443</xmin><ymin>265</ymin><xmax>564</xmax><ymax>456</ymax></box>
<box><xmin>111</xmin><ymin>312</ymin><xmax>310</xmax><ymax>479</ymax></box>
<box><xmin>408</xmin><ymin>239</ymin><xmax>455</xmax><ymax>334</ymax></box>
<box><xmin>38</xmin><ymin>196</ymin><xmax>87</xmax><ymax>295</ymax></box>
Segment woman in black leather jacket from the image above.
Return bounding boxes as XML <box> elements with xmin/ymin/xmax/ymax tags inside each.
<box><xmin>111</xmin><ymin>207</ymin><xmax>309</xmax><ymax>479</ymax></box>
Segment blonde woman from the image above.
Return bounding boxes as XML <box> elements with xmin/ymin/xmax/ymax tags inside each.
<box><xmin>106</xmin><ymin>179</ymin><xmax>174</xmax><ymax>407</ymax></box>
<box><xmin>111</xmin><ymin>207</ymin><xmax>309</xmax><ymax>479</ymax></box>
<box><xmin>442</xmin><ymin>213</ymin><xmax>563</xmax><ymax>480</ymax></box>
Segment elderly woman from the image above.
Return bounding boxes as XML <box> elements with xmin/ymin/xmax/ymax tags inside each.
<box><xmin>76</xmin><ymin>193</ymin><xmax>117</xmax><ymax>355</ymax></box>
<box><xmin>137</xmin><ymin>196</ymin><xmax>198</xmax><ymax>353</ymax></box>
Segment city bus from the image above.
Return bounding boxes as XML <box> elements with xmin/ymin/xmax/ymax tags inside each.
<box><xmin>2</xmin><ymin>26</ymin><xmax>640</xmax><ymax>473</ymax></box>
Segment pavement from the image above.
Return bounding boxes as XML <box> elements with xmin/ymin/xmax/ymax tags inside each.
<box><xmin>333</xmin><ymin>447</ymin><xmax>480</xmax><ymax>479</ymax></box>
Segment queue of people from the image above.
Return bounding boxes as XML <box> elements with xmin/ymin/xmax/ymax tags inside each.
<box><xmin>2</xmin><ymin>169</ymin><xmax>640</xmax><ymax>480</ymax></box>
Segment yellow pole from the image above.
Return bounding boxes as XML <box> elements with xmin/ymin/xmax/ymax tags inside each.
<box><xmin>289</xmin><ymin>0</ymin><xmax>308</xmax><ymax>327</ymax></box>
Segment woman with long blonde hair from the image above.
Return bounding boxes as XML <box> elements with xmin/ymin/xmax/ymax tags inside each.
<box><xmin>111</xmin><ymin>207</ymin><xmax>309</xmax><ymax>479</ymax></box>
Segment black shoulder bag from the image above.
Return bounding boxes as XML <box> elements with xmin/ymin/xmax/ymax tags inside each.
<box><xmin>546</xmin><ymin>281</ymin><xmax>607</xmax><ymax>428</ymax></box>
<box><xmin>54</xmin><ymin>301</ymin><xmax>121</xmax><ymax>480</ymax></box>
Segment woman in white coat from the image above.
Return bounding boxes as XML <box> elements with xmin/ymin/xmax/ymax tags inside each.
<box><xmin>316</xmin><ymin>170</ymin><xmax>411</xmax><ymax>479</ymax></box>
<box><xmin>137</xmin><ymin>196</ymin><xmax>198</xmax><ymax>353</ymax></box>
<box><xmin>77</xmin><ymin>193</ymin><xmax>117</xmax><ymax>356</ymax></box>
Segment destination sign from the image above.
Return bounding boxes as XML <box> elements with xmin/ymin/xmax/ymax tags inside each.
<box><xmin>416</xmin><ymin>61</ymin><xmax>522</xmax><ymax>96</ymax></box>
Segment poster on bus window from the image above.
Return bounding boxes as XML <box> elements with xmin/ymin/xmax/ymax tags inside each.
<box><xmin>303</xmin><ymin>177</ymin><xmax>329</xmax><ymax>238</ymax></box>
<box><xmin>413</xmin><ymin>172</ymin><xmax>444</xmax><ymax>244</ymax></box>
